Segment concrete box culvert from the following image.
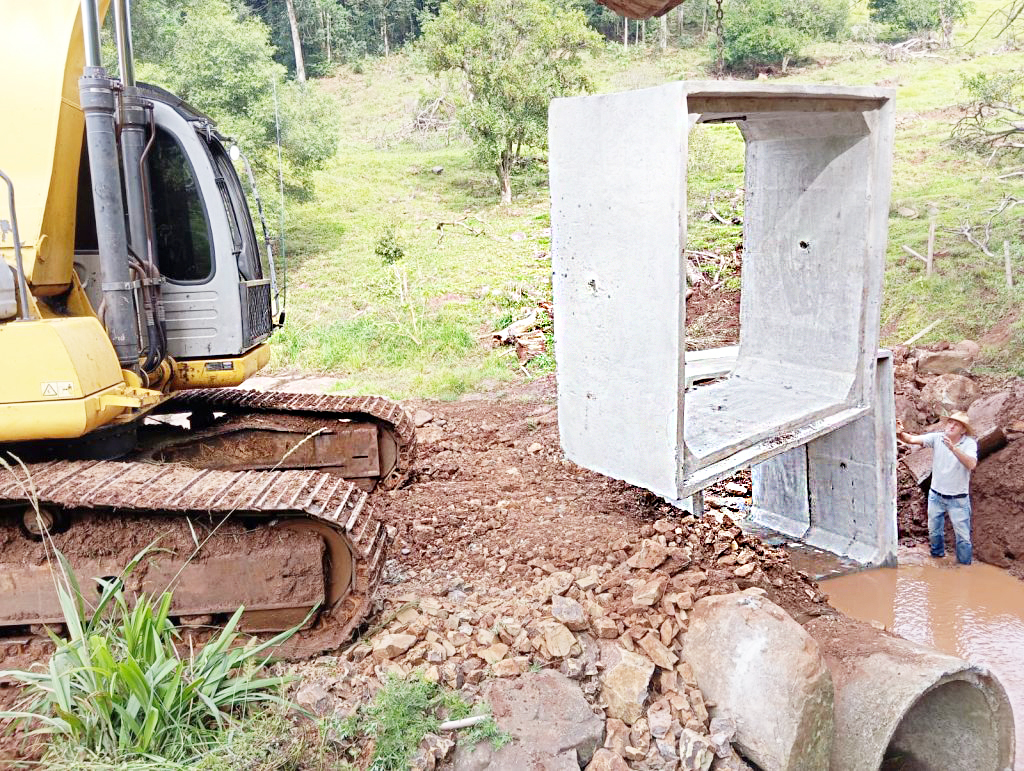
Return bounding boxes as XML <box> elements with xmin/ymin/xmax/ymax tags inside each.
<box><xmin>805</xmin><ymin>615</ymin><xmax>1015</xmax><ymax>771</ymax></box>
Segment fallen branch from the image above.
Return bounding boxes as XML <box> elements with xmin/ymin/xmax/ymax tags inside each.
<box><xmin>439</xmin><ymin>715</ymin><xmax>490</xmax><ymax>731</ymax></box>
<box><xmin>493</xmin><ymin>309</ymin><xmax>539</xmax><ymax>345</ymax></box>
<box><xmin>902</xmin><ymin>245</ymin><xmax>927</xmax><ymax>264</ymax></box>
<box><xmin>903</xmin><ymin>319</ymin><xmax>943</xmax><ymax>346</ymax></box>
<box><xmin>712</xmin><ymin>250</ymin><xmax>731</xmax><ymax>285</ymax></box>
<box><xmin>685</xmin><ymin>249</ymin><xmax>719</xmax><ymax>261</ymax></box>
<box><xmin>685</xmin><ymin>259</ymin><xmax>704</xmax><ymax>288</ymax></box>
<box><xmin>706</xmin><ymin>197</ymin><xmax>729</xmax><ymax>224</ymax></box>
<box><xmin>945</xmin><ymin>222</ymin><xmax>996</xmax><ymax>258</ymax></box>
<box><xmin>436</xmin><ymin>216</ymin><xmax>487</xmax><ymax>242</ymax></box>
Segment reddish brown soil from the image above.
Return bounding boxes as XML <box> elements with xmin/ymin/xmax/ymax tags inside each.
<box><xmin>685</xmin><ymin>262</ymin><xmax>742</xmax><ymax>348</ymax></box>
<box><xmin>972</xmin><ymin>443</ymin><xmax>1024</xmax><ymax>577</ymax></box>
<box><xmin>384</xmin><ymin>376</ymin><xmax>828</xmax><ymax>624</ymax></box>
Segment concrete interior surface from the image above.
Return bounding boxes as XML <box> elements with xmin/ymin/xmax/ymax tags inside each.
<box><xmin>550</xmin><ymin>81</ymin><xmax>895</xmax><ymax>503</ymax></box>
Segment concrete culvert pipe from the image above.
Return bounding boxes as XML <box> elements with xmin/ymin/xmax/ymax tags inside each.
<box><xmin>805</xmin><ymin>615</ymin><xmax>1015</xmax><ymax>771</ymax></box>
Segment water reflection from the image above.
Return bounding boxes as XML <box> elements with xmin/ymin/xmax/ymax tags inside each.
<box><xmin>822</xmin><ymin>548</ymin><xmax>1024</xmax><ymax>770</ymax></box>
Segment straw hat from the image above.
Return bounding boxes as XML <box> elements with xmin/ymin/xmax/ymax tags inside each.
<box><xmin>946</xmin><ymin>411</ymin><xmax>975</xmax><ymax>436</ymax></box>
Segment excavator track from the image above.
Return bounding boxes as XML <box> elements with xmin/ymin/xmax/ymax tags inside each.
<box><xmin>0</xmin><ymin>458</ymin><xmax>388</xmax><ymax>672</ymax></box>
<box><xmin>155</xmin><ymin>389</ymin><xmax>417</xmax><ymax>490</ymax></box>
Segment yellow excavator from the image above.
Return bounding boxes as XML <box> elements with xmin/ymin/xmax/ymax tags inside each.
<box><xmin>0</xmin><ymin>0</ymin><xmax>415</xmax><ymax>661</ymax></box>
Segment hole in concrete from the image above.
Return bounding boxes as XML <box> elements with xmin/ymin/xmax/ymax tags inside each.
<box><xmin>799</xmin><ymin>240</ymin><xmax>810</xmax><ymax>249</ymax></box>
<box><xmin>883</xmin><ymin>679</ymin><xmax>1005</xmax><ymax>770</ymax></box>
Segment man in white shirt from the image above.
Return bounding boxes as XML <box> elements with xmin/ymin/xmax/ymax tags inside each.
<box><xmin>897</xmin><ymin>412</ymin><xmax>978</xmax><ymax>564</ymax></box>
<box><xmin>901</xmin><ymin>411</ymin><xmax>978</xmax><ymax>561</ymax></box>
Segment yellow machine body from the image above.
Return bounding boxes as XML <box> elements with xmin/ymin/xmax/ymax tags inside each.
<box><xmin>0</xmin><ymin>0</ymin><xmax>273</xmax><ymax>444</ymax></box>
<box><xmin>168</xmin><ymin>345</ymin><xmax>271</xmax><ymax>391</ymax></box>
<box><xmin>0</xmin><ymin>317</ymin><xmax>161</xmax><ymax>440</ymax></box>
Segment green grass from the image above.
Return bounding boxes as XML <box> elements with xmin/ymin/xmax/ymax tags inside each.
<box><xmin>331</xmin><ymin>674</ymin><xmax>508</xmax><ymax>771</ymax></box>
<box><xmin>267</xmin><ymin>1</ymin><xmax>1024</xmax><ymax>395</ymax></box>
<box><xmin>272</xmin><ymin>97</ymin><xmax>553</xmax><ymax>398</ymax></box>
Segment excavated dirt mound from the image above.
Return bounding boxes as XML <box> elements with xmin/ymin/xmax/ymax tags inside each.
<box><xmin>384</xmin><ymin>376</ymin><xmax>826</xmax><ymax>624</ymax></box>
<box><xmin>969</xmin><ymin>442</ymin><xmax>1024</xmax><ymax>578</ymax></box>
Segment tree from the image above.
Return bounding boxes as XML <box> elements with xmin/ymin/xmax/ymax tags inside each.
<box><xmin>284</xmin><ymin>0</ymin><xmax>307</xmax><ymax>81</ymax></box>
<box><xmin>719</xmin><ymin>0</ymin><xmax>849</xmax><ymax>71</ymax></box>
<box><xmin>420</xmin><ymin>0</ymin><xmax>599</xmax><ymax>203</ymax></box>
<box><xmin>952</xmin><ymin>70</ymin><xmax>1024</xmax><ymax>165</ymax></box>
<box><xmin>868</xmin><ymin>0</ymin><xmax>971</xmax><ymax>43</ymax></box>
<box><xmin>132</xmin><ymin>0</ymin><xmax>339</xmax><ymax>193</ymax></box>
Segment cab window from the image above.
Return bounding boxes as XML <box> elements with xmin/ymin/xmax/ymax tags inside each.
<box><xmin>149</xmin><ymin>127</ymin><xmax>213</xmax><ymax>282</ymax></box>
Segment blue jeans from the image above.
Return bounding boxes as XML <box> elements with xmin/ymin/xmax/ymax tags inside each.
<box><xmin>928</xmin><ymin>490</ymin><xmax>972</xmax><ymax>564</ymax></box>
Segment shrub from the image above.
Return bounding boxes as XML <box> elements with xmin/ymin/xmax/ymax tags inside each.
<box><xmin>336</xmin><ymin>674</ymin><xmax>507</xmax><ymax>771</ymax></box>
<box><xmin>719</xmin><ymin>0</ymin><xmax>850</xmax><ymax>71</ymax></box>
<box><xmin>867</xmin><ymin>0</ymin><xmax>972</xmax><ymax>40</ymax></box>
<box><xmin>375</xmin><ymin>223</ymin><xmax>406</xmax><ymax>265</ymax></box>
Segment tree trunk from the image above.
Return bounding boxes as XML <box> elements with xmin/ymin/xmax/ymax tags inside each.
<box><xmin>641</xmin><ymin>18</ymin><xmax>646</xmax><ymax>45</ymax></box>
<box><xmin>659</xmin><ymin>15</ymin><xmax>668</xmax><ymax>51</ymax></box>
<box><xmin>324</xmin><ymin>8</ymin><xmax>332</xmax><ymax>66</ymax></box>
<box><xmin>498</xmin><ymin>163</ymin><xmax>512</xmax><ymax>204</ymax></box>
<box><xmin>382</xmin><ymin>14</ymin><xmax>390</xmax><ymax>56</ymax></box>
<box><xmin>285</xmin><ymin>0</ymin><xmax>306</xmax><ymax>83</ymax></box>
<box><xmin>940</xmin><ymin>8</ymin><xmax>954</xmax><ymax>48</ymax></box>
<box><xmin>498</xmin><ymin>142</ymin><xmax>514</xmax><ymax>204</ymax></box>
<box><xmin>678</xmin><ymin>5</ymin><xmax>686</xmax><ymax>43</ymax></box>
<box><xmin>623</xmin><ymin>16</ymin><xmax>628</xmax><ymax>49</ymax></box>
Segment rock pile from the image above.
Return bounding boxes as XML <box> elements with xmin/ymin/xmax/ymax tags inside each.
<box><xmin>892</xmin><ymin>340</ymin><xmax>984</xmax><ymax>431</ymax></box>
<box><xmin>291</xmin><ymin>509</ymin><xmax>832</xmax><ymax>770</ymax></box>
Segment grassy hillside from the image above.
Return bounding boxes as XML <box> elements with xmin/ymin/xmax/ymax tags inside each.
<box><xmin>271</xmin><ymin>0</ymin><xmax>1024</xmax><ymax>398</ymax></box>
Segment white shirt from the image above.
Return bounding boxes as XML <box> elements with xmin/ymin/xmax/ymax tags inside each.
<box><xmin>921</xmin><ymin>433</ymin><xmax>977</xmax><ymax>496</ymax></box>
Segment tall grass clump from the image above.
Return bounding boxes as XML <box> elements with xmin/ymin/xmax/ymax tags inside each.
<box><xmin>0</xmin><ymin>545</ymin><xmax>300</xmax><ymax>768</ymax></box>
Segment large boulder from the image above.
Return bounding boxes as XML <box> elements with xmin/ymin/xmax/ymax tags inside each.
<box><xmin>454</xmin><ymin>670</ymin><xmax>604</xmax><ymax>770</ymax></box>
<box><xmin>920</xmin><ymin>374</ymin><xmax>978</xmax><ymax>413</ymax></box>
<box><xmin>683</xmin><ymin>593</ymin><xmax>834</xmax><ymax>771</ymax></box>
<box><xmin>967</xmin><ymin>391</ymin><xmax>1011</xmax><ymax>456</ymax></box>
<box><xmin>916</xmin><ymin>341</ymin><xmax>979</xmax><ymax>375</ymax></box>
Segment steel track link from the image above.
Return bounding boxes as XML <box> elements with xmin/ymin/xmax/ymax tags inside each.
<box><xmin>163</xmin><ymin>389</ymin><xmax>417</xmax><ymax>489</ymax></box>
<box><xmin>0</xmin><ymin>460</ymin><xmax>389</xmax><ymax>666</ymax></box>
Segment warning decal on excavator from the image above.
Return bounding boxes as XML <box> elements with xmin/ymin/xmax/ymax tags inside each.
<box><xmin>41</xmin><ymin>381</ymin><xmax>74</xmax><ymax>398</ymax></box>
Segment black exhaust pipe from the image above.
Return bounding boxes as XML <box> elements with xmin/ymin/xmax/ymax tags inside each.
<box><xmin>79</xmin><ymin>0</ymin><xmax>140</xmax><ymax>370</ymax></box>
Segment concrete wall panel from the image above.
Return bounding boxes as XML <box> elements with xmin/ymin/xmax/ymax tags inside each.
<box><xmin>550</xmin><ymin>83</ymin><xmax>689</xmax><ymax>499</ymax></box>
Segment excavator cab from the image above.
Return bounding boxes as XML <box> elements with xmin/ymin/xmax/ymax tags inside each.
<box><xmin>72</xmin><ymin>84</ymin><xmax>278</xmax><ymax>368</ymax></box>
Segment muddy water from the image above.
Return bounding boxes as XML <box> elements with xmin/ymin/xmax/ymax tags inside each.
<box><xmin>822</xmin><ymin>549</ymin><xmax>1024</xmax><ymax>770</ymax></box>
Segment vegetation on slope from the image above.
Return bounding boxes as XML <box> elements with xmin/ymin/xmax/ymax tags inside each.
<box><xmin>270</xmin><ymin>0</ymin><xmax>1024</xmax><ymax>395</ymax></box>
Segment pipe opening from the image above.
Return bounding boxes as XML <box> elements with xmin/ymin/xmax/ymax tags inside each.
<box><xmin>883</xmin><ymin>679</ymin><xmax>1009</xmax><ymax>770</ymax></box>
